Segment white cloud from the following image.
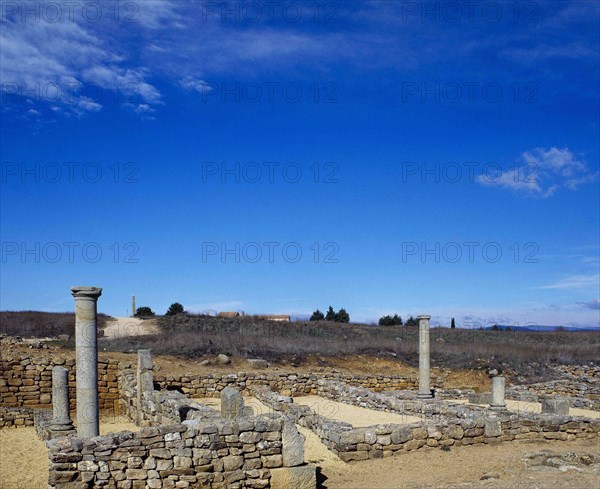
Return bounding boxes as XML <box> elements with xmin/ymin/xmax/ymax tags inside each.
<box><xmin>77</xmin><ymin>97</ymin><xmax>102</xmax><ymax>112</ymax></box>
<box><xmin>133</xmin><ymin>103</ymin><xmax>155</xmax><ymax>114</ymax></box>
<box><xmin>577</xmin><ymin>299</ymin><xmax>600</xmax><ymax>310</ymax></box>
<box><xmin>179</xmin><ymin>77</ymin><xmax>213</xmax><ymax>94</ymax></box>
<box><xmin>0</xmin><ymin>2</ymin><xmax>162</xmax><ymax>114</ymax></box>
<box><xmin>537</xmin><ymin>274</ymin><xmax>600</xmax><ymax>290</ymax></box>
<box><xmin>477</xmin><ymin>147</ymin><xmax>597</xmax><ymax>197</ymax></box>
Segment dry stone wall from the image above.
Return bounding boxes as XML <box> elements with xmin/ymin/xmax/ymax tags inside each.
<box><xmin>0</xmin><ymin>354</ymin><xmax>124</xmax><ymax>413</ymax></box>
<box><xmin>253</xmin><ymin>381</ymin><xmax>600</xmax><ymax>463</ymax></box>
<box><xmin>153</xmin><ymin>372</ymin><xmax>426</xmax><ymax>398</ymax></box>
<box><xmin>0</xmin><ymin>405</ymin><xmax>35</xmax><ymax>428</ymax></box>
<box><xmin>47</xmin><ymin>415</ymin><xmax>288</xmax><ymax>489</ymax></box>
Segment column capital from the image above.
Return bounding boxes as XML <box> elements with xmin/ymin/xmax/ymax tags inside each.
<box><xmin>71</xmin><ymin>286</ymin><xmax>102</xmax><ymax>300</ymax></box>
<box><xmin>417</xmin><ymin>315</ymin><xmax>431</xmax><ymax>320</ymax></box>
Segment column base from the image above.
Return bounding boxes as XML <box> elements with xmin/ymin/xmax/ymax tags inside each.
<box><xmin>48</xmin><ymin>420</ymin><xmax>76</xmax><ymax>439</ymax></box>
<box><xmin>489</xmin><ymin>404</ymin><xmax>507</xmax><ymax>410</ymax></box>
<box><xmin>417</xmin><ymin>392</ymin><xmax>434</xmax><ymax>399</ymax></box>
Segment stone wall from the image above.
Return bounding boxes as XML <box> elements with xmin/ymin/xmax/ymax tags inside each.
<box><xmin>153</xmin><ymin>372</ymin><xmax>428</xmax><ymax>398</ymax></box>
<box><xmin>119</xmin><ymin>368</ymin><xmax>222</xmax><ymax>427</ymax></box>
<box><xmin>0</xmin><ymin>405</ymin><xmax>35</xmax><ymax>428</ymax></box>
<box><xmin>0</xmin><ymin>354</ymin><xmax>124</xmax><ymax>414</ymax></box>
<box><xmin>47</xmin><ymin>415</ymin><xmax>289</xmax><ymax>489</ymax></box>
<box><xmin>252</xmin><ymin>382</ymin><xmax>600</xmax><ymax>463</ymax></box>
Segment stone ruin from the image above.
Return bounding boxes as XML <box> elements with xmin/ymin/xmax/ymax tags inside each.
<box><xmin>1</xmin><ymin>287</ymin><xmax>597</xmax><ymax>488</ymax></box>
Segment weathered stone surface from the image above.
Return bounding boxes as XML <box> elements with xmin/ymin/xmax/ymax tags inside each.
<box><xmin>282</xmin><ymin>421</ymin><xmax>305</xmax><ymax>467</ymax></box>
<box><xmin>270</xmin><ymin>464</ymin><xmax>317</xmax><ymax>489</ymax></box>
<box><xmin>247</xmin><ymin>359</ymin><xmax>268</xmax><ymax>369</ymax></box>
<box><xmin>217</xmin><ymin>354</ymin><xmax>231</xmax><ymax>365</ymax></box>
<box><xmin>221</xmin><ymin>387</ymin><xmax>244</xmax><ymax>419</ymax></box>
<box><xmin>541</xmin><ymin>398</ymin><xmax>569</xmax><ymax>415</ymax></box>
<box><xmin>484</xmin><ymin>418</ymin><xmax>502</xmax><ymax>437</ymax></box>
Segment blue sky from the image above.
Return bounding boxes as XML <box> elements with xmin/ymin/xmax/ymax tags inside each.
<box><xmin>1</xmin><ymin>0</ymin><xmax>599</xmax><ymax>327</ymax></box>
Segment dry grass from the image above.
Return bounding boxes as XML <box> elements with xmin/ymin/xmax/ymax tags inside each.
<box><xmin>99</xmin><ymin>315</ymin><xmax>599</xmax><ymax>379</ymax></box>
<box><xmin>0</xmin><ymin>311</ymin><xmax>111</xmax><ymax>338</ymax></box>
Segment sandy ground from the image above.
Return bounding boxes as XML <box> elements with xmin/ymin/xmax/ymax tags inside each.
<box><xmin>2</xmin><ymin>403</ymin><xmax>598</xmax><ymax>489</ymax></box>
<box><xmin>195</xmin><ymin>395</ymin><xmax>423</xmax><ymax>427</ymax></box>
<box><xmin>322</xmin><ymin>437</ymin><xmax>600</xmax><ymax>489</ymax></box>
<box><xmin>102</xmin><ymin>317</ymin><xmax>159</xmax><ymax>339</ymax></box>
<box><xmin>0</xmin><ymin>416</ymin><xmax>138</xmax><ymax>489</ymax></box>
<box><xmin>293</xmin><ymin>395</ymin><xmax>423</xmax><ymax>426</ymax></box>
<box><xmin>450</xmin><ymin>399</ymin><xmax>600</xmax><ymax>418</ymax></box>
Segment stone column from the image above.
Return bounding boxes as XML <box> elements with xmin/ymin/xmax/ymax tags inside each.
<box><xmin>131</xmin><ymin>295</ymin><xmax>136</xmax><ymax>317</ymax></box>
<box><xmin>49</xmin><ymin>366</ymin><xmax>74</xmax><ymax>435</ymax></box>
<box><xmin>417</xmin><ymin>315</ymin><xmax>433</xmax><ymax>399</ymax></box>
<box><xmin>71</xmin><ymin>286</ymin><xmax>102</xmax><ymax>438</ymax></box>
<box><xmin>491</xmin><ymin>376</ymin><xmax>506</xmax><ymax>409</ymax></box>
<box><xmin>136</xmin><ymin>349</ymin><xmax>153</xmax><ymax>426</ymax></box>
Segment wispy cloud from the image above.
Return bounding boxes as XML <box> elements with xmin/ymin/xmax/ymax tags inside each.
<box><xmin>537</xmin><ymin>274</ymin><xmax>600</xmax><ymax>290</ymax></box>
<box><xmin>0</xmin><ymin>1</ymin><xmax>165</xmax><ymax>115</ymax></box>
<box><xmin>477</xmin><ymin>147</ymin><xmax>597</xmax><ymax>197</ymax></box>
<box><xmin>577</xmin><ymin>299</ymin><xmax>600</xmax><ymax>310</ymax></box>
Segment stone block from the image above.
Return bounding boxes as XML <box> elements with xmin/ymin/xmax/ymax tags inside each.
<box><xmin>541</xmin><ymin>398</ymin><xmax>569</xmax><ymax>415</ymax></box>
<box><xmin>484</xmin><ymin>418</ymin><xmax>502</xmax><ymax>437</ymax></box>
<box><xmin>269</xmin><ymin>464</ymin><xmax>317</xmax><ymax>489</ymax></box>
<box><xmin>247</xmin><ymin>359</ymin><xmax>268</xmax><ymax>369</ymax></box>
<box><xmin>221</xmin><ymin>387</ymin><xmax>244</xmax><ymax>419</ymax></box>
<box><xmin>282</xmin><ymin>421</ymin><xmax>305</xmax><ymax>467</ymax></box>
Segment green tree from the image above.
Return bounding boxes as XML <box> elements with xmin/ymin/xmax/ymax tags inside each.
<box><xmin>379</xmin><ymin>315</ymin><xmax>393</xmax><ymax>326</ymax></box>
<box><xmin>325</xmin><ymin>306</ymin><xmax>336</xmax><ymax>321</ymax></box>
<box><xmin>165</xmin><ymin>302</ymin><xmax>185</xmax><ymax>316</ymax></box>
<box><xmin>336</xmin><ymin>308</ymin><xmax>350</xmax><ymax>323</ymax></box>
<box><xmin>135</xmin><ymin>306</ymin><xmax>155</xmax><ymax>317</ymax></box>
<box><xmin>310</xmin><ymin>309</ymin><xmax>325</xmax><ymax>321</ymax></box>
<box><xmin>392</xmin><ymin>314</ymin><xmax>403</xmax><ymax>326</ymax></box>
<box><xmin>450</xmin><ymin>318</ymin><xmax>456</xmax><ymax>329</ymax></box>
<box><xmin>405</xmin><ymin>316</ymin><xmax>418</xmax><ymax>327</ymax></box>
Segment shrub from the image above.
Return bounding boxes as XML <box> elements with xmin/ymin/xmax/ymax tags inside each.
<box><xmin>325</xmin><ymin>306</ymin><xmax>336</xmax><ymax>321</ymax></box>
<box><xmin>379</xmin><ymin>314</ymin><xmax>403</xmax><ymax>326</ymax></box>
<box><xmin>310</xmin><ymin>309</ymin><xmax>325</xmax><ymax>321</ymax></box>
<box><xmin>336</xmin><ymin>308</ymin><xmax>350</xmax><ymax>323</ymax></box>
<box><xmin>135</xmin><ymin>306</ymin><xmax>155</xmax><ymax>317</ymax></box>
<box><xmin>451</xmin><ymin>318</ymin><xmax>456</xmax><ymax>329</ymax></box>
<box><xmin>165</xmin><ymin>302</ymin><xmax>185</xmax><ymax>316</ymax></box>
<box><xmin>405</xmin><ymin>316</ymin><xmax>418</xmax><ymax>327</ymax></box>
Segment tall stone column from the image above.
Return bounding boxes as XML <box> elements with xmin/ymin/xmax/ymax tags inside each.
<box><xmin>131</xmin><ymin>295</ymin><xmax>136</xmax><ymax>317</ymax></box>
<box><xmin>49</xmin><ymin>366</ymin><xmax>74</xmax><ymax>436</ymax></box>
<box><xmin>491</xmin><ymin>376</ymin><xmax>506</xmax><ymax>409</ymax></box>
<box><xmin>417</xmin><ymin>315</ymin><xmax>433</xmax><ymax>399</ymax></box>
<box><xmin>71</xmin><ymin>286</ymin><xmax>102</xmax><ymax>438</ymax></box>
<box><xmin>136</xmin><ymin>349</ymin><xmax>153</xmax><ymax>426</ymax></box>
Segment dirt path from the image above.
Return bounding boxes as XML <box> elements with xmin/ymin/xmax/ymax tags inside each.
<box><xmin>102</xmin><ymin>317</ymin><xmax>159</xmax><ymax>339</ymax></box>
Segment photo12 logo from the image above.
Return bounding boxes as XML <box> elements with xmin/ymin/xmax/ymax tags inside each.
<box><xmin>201</xmin><ymin>161</ymin><xmax>339</xmax><ymax>184</ymax></box>
<box><xmin>199</xmin><ymin>81</ymin><xmax>340</xmax><ymax>104</ymax></box>
<box><xmin>197</xmin><ymin>1</ymin><xmax>339</xmax><ymax>24</ymax></box>
<box><xmin>1</xmin><ymin>161</ymin><xmax>139</xmax><ymax>184</ymax></box>
<box><xmin>1</xmin><ymin>1</ymin><xmax>140</xmax><ymax>23</ymax></box>
<box><xmin>401</xmin><ymin>242</ymin><xmax>539</xmax><ymax>264</ymax></box>
<box><xmin>201</xmin><ymin>241</ymin><xmax>340</xmax><ymax>264</ymax></box>
<box><xmin>1</xmin><ymin>242</ymin><xmax>140</xmax><ymax>263</ymax></box>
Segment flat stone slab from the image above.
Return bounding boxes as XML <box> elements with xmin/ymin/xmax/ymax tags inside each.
<box><xmin>541</xmin><ymin>398</ymin><xmax>570</xmax><ymax>415</ymax></box>
<box><xmin>247</xmin><ymin>359</ymin><xmax>268</xmax><ymax>369</ymax></box>
<box><xmin>270</xmin><ymin>464</ymin><xmax>316</xmax><ymax>489</ymax></box>
<box><xmin>221</xmin><ymin>387</ymin><xmax>244</xmax><ymax>419</ymax></box>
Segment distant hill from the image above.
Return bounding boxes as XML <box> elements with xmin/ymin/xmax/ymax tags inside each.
<box><xmin>485</xmin><ymin>324</ymin><xmax>599</xmax><ymax>332</ymax></box>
